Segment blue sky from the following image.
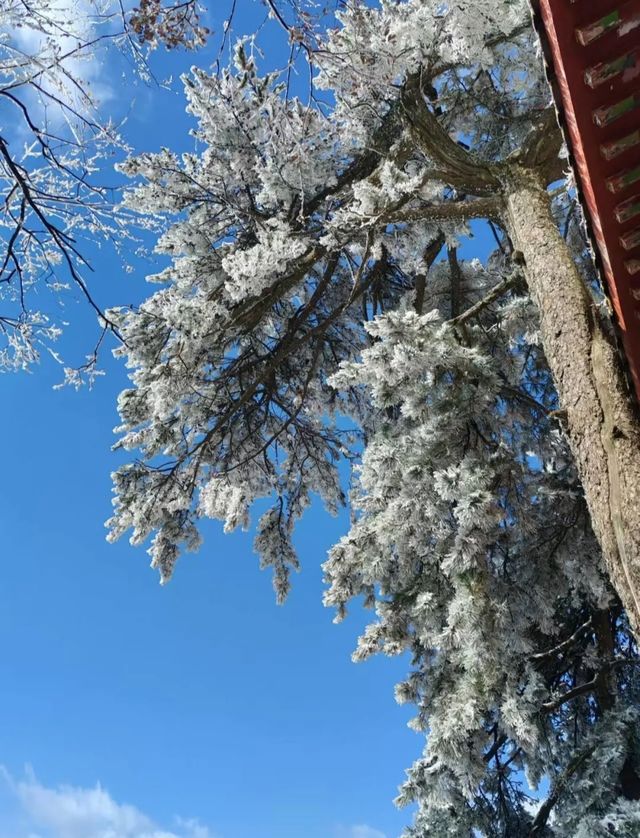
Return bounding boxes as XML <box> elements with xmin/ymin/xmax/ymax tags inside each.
<box><xmin>0</xmin><ymin>3</ymin><xmax>441</xmax><ymax>837</ymax></box>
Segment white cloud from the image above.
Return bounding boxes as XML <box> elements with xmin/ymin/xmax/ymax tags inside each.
<box><xmin>7</xmin><ymin>0</ymin><xmax>125</xmax><ymax>134</ymax></box>
<box><xmin>335</xmin><ymin>825</ymin><xmax>387</xmax><ymax>838</ymax></box>
<box><xmin>0</xmin><ymin>766</ymin><xmax>217</xmax><ymax>838</ymax></box>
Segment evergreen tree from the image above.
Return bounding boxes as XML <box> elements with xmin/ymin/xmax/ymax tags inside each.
<box><xmin>108</xmin><ymin>2</ymin><xmax>640</xmax><ymax>832</ymax></box>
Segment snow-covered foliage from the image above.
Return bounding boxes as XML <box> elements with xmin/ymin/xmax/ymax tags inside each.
<box><xmin>0</xmin><ymin>0</ymin><xmax>205</xmax><ymax>375</ymax></box>
<box><xmin>109</xmin><ymin>1</ymin><xmax>640</xmax><ymax>833</ymax></box>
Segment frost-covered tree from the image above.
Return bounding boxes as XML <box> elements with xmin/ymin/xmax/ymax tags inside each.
<box><xmin>108</xmin><ymin>1</ymin><xmax>640</xmax><ymax>833</ymax></box>
<box><xmin>0</xmin><ymin>0</ymin><xmax>207</xmax><ymax>374</ymax></box>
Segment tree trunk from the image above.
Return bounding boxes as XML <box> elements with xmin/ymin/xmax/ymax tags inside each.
<box><xmin>504</xmin><ymin>166</ymin><xmax>640</xmax><ymax>635</ymax></box>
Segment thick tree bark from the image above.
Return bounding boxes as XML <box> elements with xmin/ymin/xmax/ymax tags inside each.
<box><xmin>504</xmin><ymin>166</ymin><xmax>640</xmax><ymax>635</ymax></box>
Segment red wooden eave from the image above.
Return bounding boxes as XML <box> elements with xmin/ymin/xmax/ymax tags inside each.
<box><xmin>531</xmin><ymin>0</ymin><xmax>640</xmax><ymax>401</ymax></box>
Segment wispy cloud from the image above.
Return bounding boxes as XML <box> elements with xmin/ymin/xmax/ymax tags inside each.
<box><xmin>8</xmin><ymin>0</ymin><xmax>124</xmax><ymax>130</ymax></box>
<box><xmin>0</xmin><ymin>766</ymin><xmax>217</xmax><ymax>838</ymax></box>
<box><xmin>335</xmin><ymin>825</ymin><xmax>388</xmax><ymax>838</ymax></box>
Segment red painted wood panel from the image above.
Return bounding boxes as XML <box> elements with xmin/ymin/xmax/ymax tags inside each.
<box><xmin>532</xmin><ymin>0</ymin><xmax>640</xmax><ymax>400</ymax></box>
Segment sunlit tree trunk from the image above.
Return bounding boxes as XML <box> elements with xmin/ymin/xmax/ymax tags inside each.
<box><xmin>505</xmin><ymin>166</ymin><xmax>640</xmax><ymax>634</ymax></box>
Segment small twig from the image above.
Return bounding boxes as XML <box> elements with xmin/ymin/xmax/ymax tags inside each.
<box><xmin>449</xmin><ymin>270</ymin><xmax>521</xmax><ymax>327</ymax></box>
<box><xmin>529</xmin><ymin>746</ymin><xmax>596</xmax><ymax>835</ymax></box>
<box><xmin>530</xmin><ymin>618</ymin><xmax>593</xmax><ymax>662</ymax></box>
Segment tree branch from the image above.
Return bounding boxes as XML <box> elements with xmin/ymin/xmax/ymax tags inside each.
<box><xmin>400</xmin><ymin>71</ymin><xmax>501</xmax><ymax>197</ymax></box>
<box><xmin>448</xmin><ymin>269</ymin><xmax>522</xmax><ymax>327</ymax></box>
<box><xmin>529</xmin><ymin>746</ymin><xmax>596</xmax><ymax>835</ymax></box>
<box><xmin>381</xmin><ymin>196</ymin><xmax>502</xmax><ymax>226</ymax></box>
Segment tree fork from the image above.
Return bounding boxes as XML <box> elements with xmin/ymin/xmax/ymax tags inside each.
<box><xmin>504</xmin><ymin>166</ymin><xmax>640</xmax><ymax>635</ymax></box>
